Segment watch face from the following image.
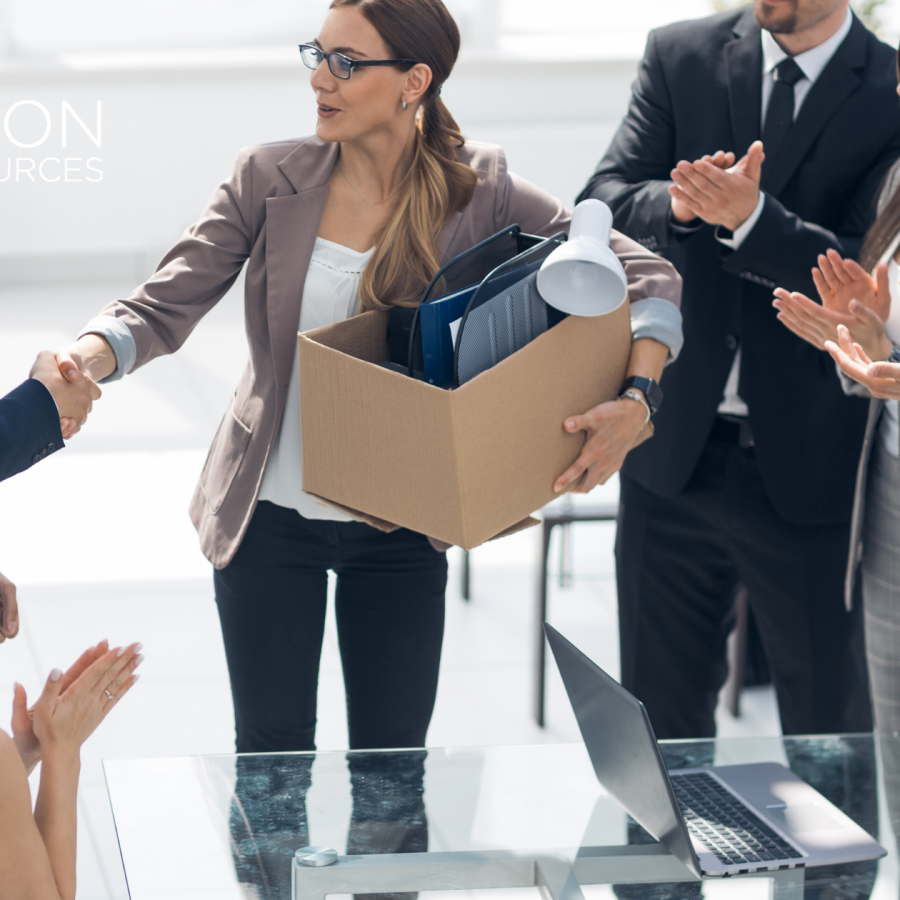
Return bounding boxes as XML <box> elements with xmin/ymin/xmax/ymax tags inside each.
<box><xmin>622</xmin><ymin>376</ymin><xmax>662</xmax><ymax>414</ymax></box>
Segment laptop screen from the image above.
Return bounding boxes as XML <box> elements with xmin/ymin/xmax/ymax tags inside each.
<box><xmin>544</xmin><ymin>624</ymin><xmax>701</xmax><ymax>879</ymax></box>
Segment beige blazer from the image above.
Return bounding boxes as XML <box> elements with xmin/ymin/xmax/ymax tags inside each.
<box><xmin>843</xmin><ymin>160</ymin><xmax>900</xmax><ymax>609</ymax></box>
<box><xmin>96</xmin><ymin>136</ymin><xmax>682</xmax><ymax>568</ymax></box>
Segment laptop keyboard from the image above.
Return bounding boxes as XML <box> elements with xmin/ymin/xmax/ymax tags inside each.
<box><xmin>671</xmin><ymin>772</ymin><xmax>803</xmax><ymax>867</ymax></box>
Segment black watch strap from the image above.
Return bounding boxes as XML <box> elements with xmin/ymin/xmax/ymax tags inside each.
<box><xmin>620</xmin><ymin>376</ymin><xmax>663</xmax><ymax>415</ymax></box>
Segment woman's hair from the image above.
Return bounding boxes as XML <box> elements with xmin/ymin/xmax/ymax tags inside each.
<box><xmin>858</xmin><ymin>48</ymin><xmax>900</xmax><ymax>273</ymax></box>
<box><xmin>330</xmin><ymin>0</ymin><xmax>478</xmax><ymax>310</ymax></box>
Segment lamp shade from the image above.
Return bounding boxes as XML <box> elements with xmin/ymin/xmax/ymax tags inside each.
<box><xmin>536</xmin><ymin>199</ymin><xmax>628</xmax><ymax>317</ymax></box>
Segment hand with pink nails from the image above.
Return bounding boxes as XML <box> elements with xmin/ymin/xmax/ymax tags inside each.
<box><xmin>0</xmin><ymin>641</ymin><xmax>142</xmax><ymax>899</ymax></box>
<box><xmin>11</xmin><ymin>640</ymin><xmax>121</xmax><ymax>775</ymax></box>
<box><xmin>31</xmin><ymin>642</ymin><xmax>143</xmax><ymax>757</ymax></box>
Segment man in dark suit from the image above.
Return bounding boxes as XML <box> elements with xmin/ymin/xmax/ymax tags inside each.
<box><xmin>0</xmin><ymin>352</ymin><xmax>100</xmax><ymax>643</ymax></box>
<box><xmin>0</xmin><ymin>351</ymin><xmax>100</xmax><ymax>484</ymax></box>
<box><xmin>578</xmin><ymin>0</ymin><xmax>900</xmax><ymax>738</ymax></box>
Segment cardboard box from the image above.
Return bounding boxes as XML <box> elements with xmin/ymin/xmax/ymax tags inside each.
<box><xmin>298</xmin><ymin>301</ymin><xmax>645</xmax><ymax>550</ymax></box>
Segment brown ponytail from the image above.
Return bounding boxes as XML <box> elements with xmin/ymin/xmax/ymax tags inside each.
<box><xmin>329</xmin><ymin>0</ymin><xmax>478</xmax><ymax>310</ymax></box>
<box><xmin>859</xmin><ymin>180</ymin><xmax>900</xmax><ymax>273</ymax></box>
<box><xmin>858</xmin><ymin>46</ymin><xmax>900</xmax><ymax>273</ymax></box>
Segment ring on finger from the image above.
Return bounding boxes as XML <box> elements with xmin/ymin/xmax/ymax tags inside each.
<box><xmin>104</xmin><ymin>689</ymin><xmax>113</xmax><ymax>701</ymax></box>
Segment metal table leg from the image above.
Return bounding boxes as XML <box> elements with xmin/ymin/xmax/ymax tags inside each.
<box><xmin>293</xmin><ymin>850</ymin><xmax>586</xmax><ymax>900</ymax></box>
<box><xmin>293</xmin><ymin>846</ymin><xmax>805</xmax><ymax>900</ymax></box>
<box><xmin>533</xmin><ymin>505</ymin><xmax>619</xmax><ymax>728</ymax></box>
<box><xmin>534</xmin><ymin>520</ymin><xmax>555</xmax><ymax>727</ymax></box>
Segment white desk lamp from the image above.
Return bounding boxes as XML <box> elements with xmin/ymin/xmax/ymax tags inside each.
<box><xmin>536</xmin><ymin>199</ymin><xmax>628</xmax><ymax>316</ymax></box>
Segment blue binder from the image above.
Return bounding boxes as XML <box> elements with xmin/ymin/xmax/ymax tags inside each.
<box><xmin>418</xmin><ymin>284</ymin><xmax>478</xmax><ymax>388</ymax></box>
<box><xmin>419</xmin><ymin>260</ymin><xmax>550</xmax><ymax>388</ymax></box>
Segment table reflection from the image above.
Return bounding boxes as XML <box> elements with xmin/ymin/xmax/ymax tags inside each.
<box><xmin>103</xmin><ymin>735</ymin><xmax>900</xmax><ymax>900</ymax></box>
<box><xmin>208</xmin><ymin>751</ymin><xmax>428</xmax><ymax>900</ymax></box>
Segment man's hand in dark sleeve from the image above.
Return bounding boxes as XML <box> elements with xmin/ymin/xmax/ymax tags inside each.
<box><xmin>668</xmin><ymin>142</ymin><xmax>764</xmax><ymax>231</ymax></box>
<box><xmin>29</xmin><ymin>350</ymin><xmax>101</xmax><ymax>440</ymax></box>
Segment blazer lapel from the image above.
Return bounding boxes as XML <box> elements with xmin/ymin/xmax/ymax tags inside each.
<box><xmin>724</xmin><ymin>10</ymin><xmax>763</xmax><ymax>161</ymax></box>
<box><xmin>266</xmin><ymin>138</ymin><xmax>338</xmax><ymax>390</ymax></box>
<box><xmin>763</xmin><ymin>14</ymin><xmax>867</xmax><ymax>196</ymax></box>
<box><xmin>437</xmin><ymin>209</ymin><xmax>464</xmax><ymax>260</ymax></box>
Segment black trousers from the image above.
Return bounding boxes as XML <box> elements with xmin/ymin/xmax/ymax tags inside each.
<box><xmin>214</xmin><ymin>500</ymin><xmax>448</xmax><ymax>753</ymax></box>
<box><xmin>616</xmin><ymin>427</ymin><xmax>872</xmax><ymax>739</ymax></box>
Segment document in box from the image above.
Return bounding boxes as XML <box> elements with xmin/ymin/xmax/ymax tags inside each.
<box><xmin>449</xmin><ymin>316</ymin><xmax>462</xmax><ymax>348</ymax></box>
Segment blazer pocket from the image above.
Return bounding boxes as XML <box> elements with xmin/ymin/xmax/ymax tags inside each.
<box><xmin>200</xmin><ymin>404</ymin><xmax>252</xmax><ymax>515</ymax></box>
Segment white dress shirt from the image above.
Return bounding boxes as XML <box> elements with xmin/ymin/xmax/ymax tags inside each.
<box><xmin>258</xmin><ymin>237</ymin><xmax>375</xmax><ymax>520</ymax></box>
<box><xmin>717</xmin><ymin>8</ymin><xmax>854</xmax><ymax>417</ymax></box>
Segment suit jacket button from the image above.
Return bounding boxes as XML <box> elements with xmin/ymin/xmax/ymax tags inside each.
<box><xmin>726</xmin><ymin>335</ymin><xmax>738</xmax><ymax>351</ymax></box>
<box><xmin>47</xmin><ymin>441</ymin><xmax>55</xmax><ymax>451</ymax></box>
<box><xmin>32</xmin><ymin>454</ymin><xmax>41</xmax><ymax>464</ymax></box>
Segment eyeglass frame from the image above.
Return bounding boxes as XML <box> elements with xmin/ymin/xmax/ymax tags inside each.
<box><xmin>298</xmin><ymin>43</ymin><xmax>419</xmax><ymax>80</ymax></box>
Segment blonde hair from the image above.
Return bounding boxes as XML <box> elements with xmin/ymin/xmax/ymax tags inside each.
<box><xmin>330</xmin><ymin>0</ymin><xmax>478</xmax><ymax>310</ymax></box>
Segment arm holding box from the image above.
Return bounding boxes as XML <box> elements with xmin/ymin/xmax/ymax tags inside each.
<box><xmin>485</xmin><ymin>143</ymin><xmax>683</xmax><ymax>491</ymax></box>
<box><xmin>490</xmin><ymin>145</ymin><xmax>683</xmax><ymax>361</ymax></box>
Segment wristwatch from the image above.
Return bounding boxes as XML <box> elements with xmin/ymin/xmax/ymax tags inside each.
<box><xmin>619</xmin><ymin>376</ymin><xmax>663</xmax><ymax>416</ymax></box>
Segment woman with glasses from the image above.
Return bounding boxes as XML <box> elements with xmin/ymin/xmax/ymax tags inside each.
<box><xmin>41</xmin><ymin>0</ymin><xmax>682</xmax><ymax>756</ymax></box>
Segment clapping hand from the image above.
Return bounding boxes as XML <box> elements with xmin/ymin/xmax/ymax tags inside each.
<box><xmin>669</xmin><ymin>141</ymin><xmax>764</xmax><ymax>232</ymax></box>
<box><xmin>11</xmin><ymin>641</ymin><xmax>117</xmax><ymax>774</ymax></box>
<box><xmin>773</xmin><ymin>250</ymin><xmax>893</xmax><ymax>361</ymax></box>
<box><xmin>29</xmin><ymin>349</ymin><xmax>101</xmax><ymax>440</ymax></box>
<box><xmin>811</xmin><ymin>249</ymin><xmax>890</xmax><ymax>320</ymax></box>
<box><xmin>826</xmin><ymin>325</ymin><xmax>900</xmax><ymax>401</ymax></box>
<box><xmin>31</xmin><ymin>642</ymin><xmax>142</xmax><ymax>759</ymax></box>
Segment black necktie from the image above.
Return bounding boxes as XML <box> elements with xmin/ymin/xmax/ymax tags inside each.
<box><xmin>762</xmin><ymin>57</ymin><xmax>805</xmax><ymax>169</ymax></box>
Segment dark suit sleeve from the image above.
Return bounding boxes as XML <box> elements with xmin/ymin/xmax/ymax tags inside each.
<box><xmin>718</xmin><ymin>150</ymin><xmax>900</xmax><ymax>292</ymax></box>
<box><xmin>577</xmin><ymin>30</ymin><xmax>698</xmax><ymax>252</ymax></box>
<box><xmin>0</xmin><ymin>379</ymin><xmax>64</xmax><ymax>483</ymax></box>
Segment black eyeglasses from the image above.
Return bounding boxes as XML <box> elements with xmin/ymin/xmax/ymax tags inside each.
<box><xmin>299</xmin><ymin>43</ymin><xmax>418</xmax><ymax>80</ymax></box>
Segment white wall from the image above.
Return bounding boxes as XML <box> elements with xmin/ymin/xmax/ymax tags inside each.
<box><xmin>0</xmin><ymin>53</ymin><xmax>637</xmax><ymax>281</ymax></box>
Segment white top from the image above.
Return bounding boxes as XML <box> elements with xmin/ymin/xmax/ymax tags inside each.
<box><xmin>717</xmin><ymin>8</ymin><xmax>854</xmax><ymax>417</ymax></box>
<box><xmin>879</xmin><ymin>258</ymin><xmax>900</xmax><ymax>457</ymax></box>
<box><xmin>258</xmin><ymin>237</ymin><xmax>375</xmax><ymax>520</ymax></box>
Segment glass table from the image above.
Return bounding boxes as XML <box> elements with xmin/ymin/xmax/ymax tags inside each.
<box><xmin>104</xmin><ymin>735</ymin><xmax>900</xmax><ymax>900</ymax></box>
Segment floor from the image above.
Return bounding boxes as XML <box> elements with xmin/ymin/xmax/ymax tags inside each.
<box><xmin>0</xmin><ymin>275</ymin><xmax>780</xmax><ymax>899</ymax></box>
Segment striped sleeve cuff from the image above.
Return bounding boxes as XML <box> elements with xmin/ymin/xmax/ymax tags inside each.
<box><xmin>78</xmin><ymin>316</ymin><xmax>137</xmax><ymax>384</ymax></box>
<box><xmin>630</xmin><ymin>297</ymin><xmax>684</xmax><ymax>363</ymax></box>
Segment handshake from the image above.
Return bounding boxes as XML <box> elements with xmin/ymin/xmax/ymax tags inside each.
<box><xmin>29</xmin><ymin>341</ymin><xmax>106</xmax><ymax>441</ymax></box>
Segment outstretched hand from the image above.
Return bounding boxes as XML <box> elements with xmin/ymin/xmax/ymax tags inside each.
<box><xmin>11</xmin><ymin>641</ymin><xmax>113</xmax><ymax>774</ymax></box>
<box><xmin>773</xmin><ymin>289</ymin><xmax>892</xmax><ymax>361</ymax></box>
<box><xmin>29</xmin><ymin>349</ymin><xmax>101</xmax><ymax>440</ymax></box>
<box><xmin>669</xmin><ymin>141</ymin><xmax>764</xmax><ymax>231</ymax></box>
<box><xmin>826</xmin><ymin>324</ymin><xmax>900</xmax><ymax>401</ymax></box>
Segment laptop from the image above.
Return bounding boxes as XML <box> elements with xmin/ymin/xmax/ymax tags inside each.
<box><xmin>544</xmin><ymin>623</ymin><xmax>886</xmax><ymax>879</ymax></box>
